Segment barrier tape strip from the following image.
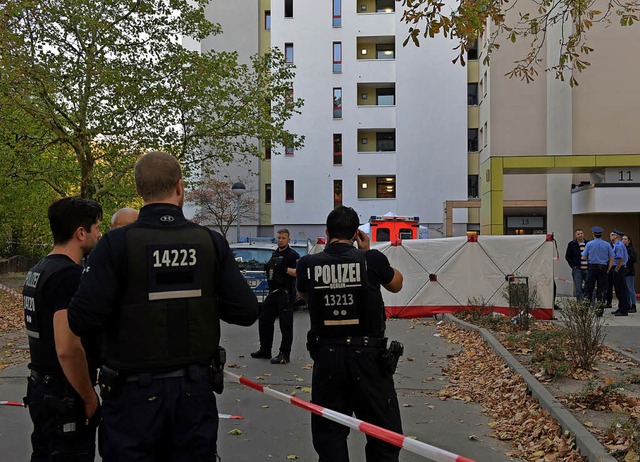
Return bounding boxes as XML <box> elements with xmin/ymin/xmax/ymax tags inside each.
<box><xmin>0</xmin><ymin>399</ymin><xmax>242</xmax><ymax>420</ymax></box>
<box><xmin>224</xmin><ymin>370</ymin><xmax>476</xmax><ymax>462</ymax></box>
<box><xmin>0</xmin><ymin>284</ymin><xmax>23</xmax><ymax>301</ymax></box>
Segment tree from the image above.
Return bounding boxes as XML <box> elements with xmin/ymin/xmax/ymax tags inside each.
<box><xmin>186</xmin><ymin>178</ymin><xmax>258</xmax><ymax>239</ymax></box>
<box><xmin>0</xmin><ymin>0</ymin><xmax>303</xmax><ymax>199</ymax></box>
<box><xmin>399</xmin><ymin>0</ymin><xmax>640</xmax><ymax>85</ymax></box>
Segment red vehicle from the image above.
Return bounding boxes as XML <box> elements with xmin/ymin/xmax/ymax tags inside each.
<box><xmin>369</xmin><ymin>215</ymin><xmax>420</xmax><ymax>242</ymax></box>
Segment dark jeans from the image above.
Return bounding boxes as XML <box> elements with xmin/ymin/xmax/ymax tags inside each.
<box><xmin>571</xmin><ymin>267</ymin><xmax>588</xmax><ymax>301</ymax></box>
<box><xmin>26</xmin><ymin>375</ymin><xmax>97</xmax><ymax>462</ymax></box>
<box><xmin>311</xmin><ymin>345</ymin><xmax>402</xmax><ymax>462</ymax></box>
<box><xmin>259</xmin><ymin>289</ymin><xmax>294</xmax><ymax>355</ymax></box>
<box><xmin>100</xmin><ymin>372</ymin><xmax>218</xmax><ymax>462</ymax></box>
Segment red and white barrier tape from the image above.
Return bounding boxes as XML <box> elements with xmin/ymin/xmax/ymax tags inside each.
<box><xmin>0</xmin><ymin>401</ymin><xmax>25</xmax><ymax>407</ymax></box>
<box><xmin>224</xmin><ymin>370</ymin><xmax>476</xmax><ymax>462</ymax></box>
<box><xmin>0</xmin><ymin>284</ymin><xmax>23</xmax><ymax>301</ymax></box>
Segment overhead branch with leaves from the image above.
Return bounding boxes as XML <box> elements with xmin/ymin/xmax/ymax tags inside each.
<box><xmin>0</xmin><ymin>0</ymin><xmax>303</xmax><ymax>199</ymax></box>
<box><xmin>399</xmin><ymin>0</ymin><xmax>640</xmax><ymax>85</ymax></box>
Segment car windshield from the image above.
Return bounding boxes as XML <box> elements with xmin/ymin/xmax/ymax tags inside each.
<box><xmin>232</xmin><ymin>248</ymin><xmax>274</xmax><ymax>271</ymax></box>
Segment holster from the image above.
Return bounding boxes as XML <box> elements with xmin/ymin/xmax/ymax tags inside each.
<box><xmin>98</xmin><ymin>365</ymin><xmax>123</xmax><ymax>399</ymax></box>
<box><xmin>211</xmin><ymin>346</ymin><xmax>226</xmax><ymax>394</ymax></box>
<box><xmin>381</xmin><ymin>340</ymin><xmax>404</xmax><ymax>375</ymax></box>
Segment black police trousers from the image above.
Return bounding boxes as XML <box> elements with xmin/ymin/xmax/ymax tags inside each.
<box><xmin>25</xmin><ymin>375</ymin><xmax>97</xmax><ymax>462</ymax></box>
<box><xmin>311</xmin><ymin>344</ymin><xmax>403</xmax><ymax>462</ymax></box>
<box><xmin>259</xmin><ymin>289</ymin><xmax>294</xmax><ymax>356</ymax></box>
<box><xmin>99</xmin><ymin>371</ymin><xmax>218</xmax><ymax>462</ymax></box>
<box><xmin>584</xmin><ymin>264</ymin><xmax>609</xmax><ymax>308</ymax></box>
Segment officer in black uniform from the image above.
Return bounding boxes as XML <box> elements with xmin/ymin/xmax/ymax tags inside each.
<box><xmin>23</xmin><ymin>197</ymin><xmax>103</xmax><ymax>461</ymax></box>
<box><xmin>251</xmin><ymin>228</ymin><xmax>300</xmax><ymax>364</ymax></box>
<box><xmin>297</xmin><ymin>206</ymin><xmax>404</xmax><ymax>462</ymax></box>
<box><xmin>57</xmin><ymin>152</ymin><xmax>259</xmax><ymax>461</ymax></box>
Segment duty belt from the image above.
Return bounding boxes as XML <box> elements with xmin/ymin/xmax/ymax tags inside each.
<box><xmin>29</xmin><ymin>369</ymin><xmax>65</xmax><ymax>386</ymax></box>
<box><xmin>123</xmin><ymin>365</ymin><xmax>210</xmax><ymax>383</ymax></box>
<box><xmin>315</xmin><ymin>336</ymin><xmax>387</xmax><ymax>348</ymax></box>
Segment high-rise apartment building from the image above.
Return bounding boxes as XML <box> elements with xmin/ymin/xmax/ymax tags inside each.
<box><xmin>204</xmin><ymin>0</ymin><xmax>470</xmax><ymax>241</ymax></box>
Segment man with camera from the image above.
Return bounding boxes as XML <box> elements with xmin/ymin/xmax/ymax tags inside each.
<box><xmin>296</xmin><ymin>205</ymin><xmax>404</xmax><ymax>462</ymax></box>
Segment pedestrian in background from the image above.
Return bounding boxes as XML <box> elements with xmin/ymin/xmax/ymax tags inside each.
<box><xmin>109</xmin><ymin>207</ymin><xmax>138</xmax><ymax>230</ymax></box>
<box><xmin>251</xmin><ymin>228</ymin><xmax>300</xmax><ymax>364</ymax></box>
<box><xmin>622</xmin><ymin>235</ymin><xmax>636</xmax><ymax>313</ymax></box>
<box><xmin>23</xmin><ymin>197</ymin><xmax>103</xmax><ymax>461</ymax></box>
<box><xmin>297</xmin><ymin>205</ymin><xmax>404</xmax><ymax>462</ymax></box>
<box><xmin>56</xmin><ymin>151</ymin><xmax>258</xmax><ymax>461</ymax></box>
<box><xmin>610</xmin><ymin>229</ymin><xmax>630</xmax><ymax>316</ymax></box>
<box><xmin>582</xmin><ymin>226</ymin><xmax>614</xmax><ymax>316</ymax></box>
<box><xmin>565</xmin><ymin>228</ymin><xmax>589</xmax><ymax>301</ymax></box>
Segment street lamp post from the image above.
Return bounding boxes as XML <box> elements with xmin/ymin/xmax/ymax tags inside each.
<box><xmin>231</xmin><ymin>182</ymin><xmax>246</xmax><ymax>243</ymax></box>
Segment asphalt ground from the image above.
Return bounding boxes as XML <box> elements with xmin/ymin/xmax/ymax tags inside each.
<box><xmin>1</xmin><ymin>302</ymin><xmax>637</xmax><ymax>462</ymax></box>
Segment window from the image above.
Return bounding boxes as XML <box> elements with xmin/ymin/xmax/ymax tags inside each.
<box><xmin>376</xmin><ymin>176</ymin><xmax>396</xmax><ymax>198</ymax></box>
<box><xmin>285</xmin><ymin>43</ymin><xmax>294</xmax><ymax>63</ymax></box>
<box><xmin>468</xmin><ymin>128</ymin><xmax>479</xmax><ymax>152</ymax></box>
<box><xmin>285</xmin><ymin>87</ymin><xmax>294</xmax><ymax>109</ymax></box>
<box><xmin>333</xmin><ymin>180</ymin><xmax>343</xmax><ymax>208</ymax></box>
<box><xmin>265</xmin><ymin>183</ymin><xmax>271</xmax><ymax>204</ymax></box>
<box><xmin>285</xmin><ymin>180</ymin><xmax>294</xmax><ymax>201</ymax></box>
<box><xmin>333</xmin><ymin>42</ymin><xmax>342</xmax><ymax>73</ymax></box>
<box><xmin>376</xmin><ymin>132</ymin><xmax>395</xmax><ymax>151</ymax></box>
<box><xmin>285</xmin><ymin>145</ymin><xmax>294</xmax><ymax>156</ymax></box>
<box><xmin>333</xmin><ymin>88</ymin><xmax>342</xmax><ymax>118</ymax></box>
<box><xmin>376</xmin><ymin>43</ymin><xmax>395</xmax><ymax>59</ymax></box>
<box><xmin>483</xmin><ymin>122</ymin><xmax>488</xmax><ymax>148</ymax></box>
<box><xmin>376</xmin><ymin>0</ymin><xmax>395</xmax><ymax>12</ymax></box>
<box><xmin>468</xmin><ymin>175</ymin><xmax>479</xmax><ymax>198</ymax></box>
<box><xmin>376</xmin><ymin>87</ymin><xmax>395</xmax><ymax>105</ymax></box>
<box><xmin>467</xmin><ymin>83</ymin><xmax>478</xmax><ymax>105</ymax></box>
<box><xmin>333</xmin><ymin>0</ymin><xmax>341</xmax><ymax>27</ymax></box>
<box><xmin>285</xmin><ymin>0</ymin><xmax>293</xmax><ymax>18</ymax></box>
<box><xmin>264</xmin><ymin>141</ymin><xmax>271</xmax><ymax>160</ymax></box>
<box><xmin>265</xmin><ymin>10</ymin><xmax>271</xmax><ymax>30</ymax></box>
<box><xmin>468</xmin><ymin>39</ymin><xmax>478</xmax><ymax>60</ymax></box>
<box><xmin>333</xmin><ymin>134</ymin><xmax>342</xmax><ymax>165</ymax></box>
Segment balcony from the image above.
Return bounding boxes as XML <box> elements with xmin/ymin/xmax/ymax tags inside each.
<box><xmin>357</xmin><ymin>129</ymin><xmax>396</xmax><ymax>154</ymax></box>
<box><xmin>357</xmin><ymin>36</ymin><xmax>395</xmax><ymax>61</ymax></box>
<box><xmin>357</xmin><ymin>83</ymin><xmax>395</xmax><ymax>107</ymax></box>
<box><xmin>356</xmin><ymin>0</ymin><xmax>395</xmax><ymax>14</ymax></box>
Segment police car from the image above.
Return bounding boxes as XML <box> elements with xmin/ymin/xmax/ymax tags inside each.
<box><xmin>231</xmin><ymin>240</ymin><xmax>308</xmax><ymax>305</ymax></box>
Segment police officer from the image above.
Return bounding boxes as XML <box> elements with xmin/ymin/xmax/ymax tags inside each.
<box><xmin>582</xmin><ymin>225</ymin><xmax>614</xmax><ymax>316</ymax></box>
<box><xmin>251</xmin><ymin>228</ymin><xmax>300</xmax><ymax>364</ymax></box>
<box><xmin>23</xmin><ymin>197</ymin><xmax>103</xmax><ymax>461</ymax></box>
<box><xmin>610</xmin><ymin>229</ymin><xmax>630</xmax><ymax>316</ymax></box>
<box><xmin>56</xmin><ymin>152</ymin><xmax>259</xmax><ymax>461</ymax></box>
<box><xmin>297</xmin><ymin>206</ymin><xmax>404</xmax><ymax>462</ymax></box>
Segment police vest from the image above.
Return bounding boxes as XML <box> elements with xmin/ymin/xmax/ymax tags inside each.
<box><xmin>266</xmin><ymin>252</ymin><xmax>290</xmax><ymax>290</ymax></box>
<box><xmin>23</xmin><ymin>256</ymin><xmax>78</xmax><ymax>375</ymax></box>
<box><xmin>103</xmin><ymin>224</ymin><xmax>219</xmax><ymax>371</ymax></box>
<box><xmin>306</xmin><ymin>247</ymin><xmax>386</xmax><ymax>338</ymax></box>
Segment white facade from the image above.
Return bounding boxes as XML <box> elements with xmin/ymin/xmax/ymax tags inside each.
<box><xmin>268</xmin><ymin>2</ymin><xmax>468</xmax><ymax>237</ymax></box>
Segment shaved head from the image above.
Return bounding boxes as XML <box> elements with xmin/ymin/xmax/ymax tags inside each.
<box><xmin>110</xmin><ymin>207</ymin><xmax>139</xmax><ymax>229</ymax></box>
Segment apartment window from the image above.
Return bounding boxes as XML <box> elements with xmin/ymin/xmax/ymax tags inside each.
<box><xmin>333</xmin><ymin>180</ymin><xmax>343</xmax><ymax>208</ymax></box>
<box><xmin>285</xmin><ymin>43</ymin><xmax>294</xmax><ymax>63</ymax></box>
<box><xmin>376</xmin><ymin>132</ymin><xmax>395</xmax><ymax>151</ymax></box>
<box><xmin>468</xmin><ymin>175</ymin><xmax>479</xmax><ymax>198</ymax></box>
<box><xmin>468</xmin><ymin>39</ymin><xmax>478</xmax><ymax>60</ymax></box>
<box><xmin>467</xmin><ymin>83</ymin><xmax>478</xmax><ymax>105</ymax></box>
<box><xmin>285</xmin><ymin>145</ymin><xmax>294</xmax><ymax>156</ymax></box>
<box><xmin>333</xmin><ymin>88</ymin><xmax>342</xmax><ymax>118</ymax></box>
<box><xmin>285</xmin><ymin>87</ymin><xmax>294</xmax><ymax>109</ymax></box>
<box><xmin>376</xmin><ymin>87</ymin><xmax>395</xmax><ymax>105</ymax></box>
<box><xmin>285</xmin><ymin>0</ymin><xmax>293</xmax><ymax>18</ymax></box>
<box><xmin>333</xmin><ymin>42</ymin><xmax>342</xmax><ymax>73</ymax></box>
<box><xmin>285</xmin><ymin>180</ymin><xmax>294</xmax><ymax>201</ymax></box>
<box><xmin>376</xmin><ymin>0</ymin><xmax>395</xmax><ymax>12</ymax></box>
<box><xmin>376</xmin><ymin>43</ymin><xmax>395</xmax><ymax>59</ymax></box>
<box><xmin>333</xmin><ymin>0</ymin><xmax>341</xmax><ymax>27</ymax></box>
<box><xmin>264</xmin><ymin>142</ymin><xmax>272</xmax><ymax>160</ymax></box>
<box><xmin>333</xmin><ymin>134</ymin><xmax>342</xmax><ymax>165</ymax></box>
<box><xmin>265</xmin><ymin>183</ymin><xmax>272</xmax><ymax>204</ymax></box>
<box><xmin>265</xmin><ymin>11</ymin><xmax>271</xmax><ymax>30</ymax></box>
<box><xmin>483</xmin><ymin>121</ymin><xmax>488</xmax><ymax>148</ymax></box>
<box><xmin>377</xmin><ymin>176</ymin><xmax>396</xmax><ymax>198</ymax></box>
<box><xmin>468</xmin><ymin>128</ymin><xmax>479</xmax><ymax>152</ymax></box>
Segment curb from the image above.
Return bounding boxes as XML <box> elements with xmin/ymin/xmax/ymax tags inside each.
<box><xmin>443</xmin><ymin>314</ymin><xmax>616</xmax><ymax>462</ymax></box>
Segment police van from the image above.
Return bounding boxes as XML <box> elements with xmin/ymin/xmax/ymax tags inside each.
<box><xmin>230</xmin><ymin>240</ymin><xmax>308</xmax><ymax>305</ymax></box>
